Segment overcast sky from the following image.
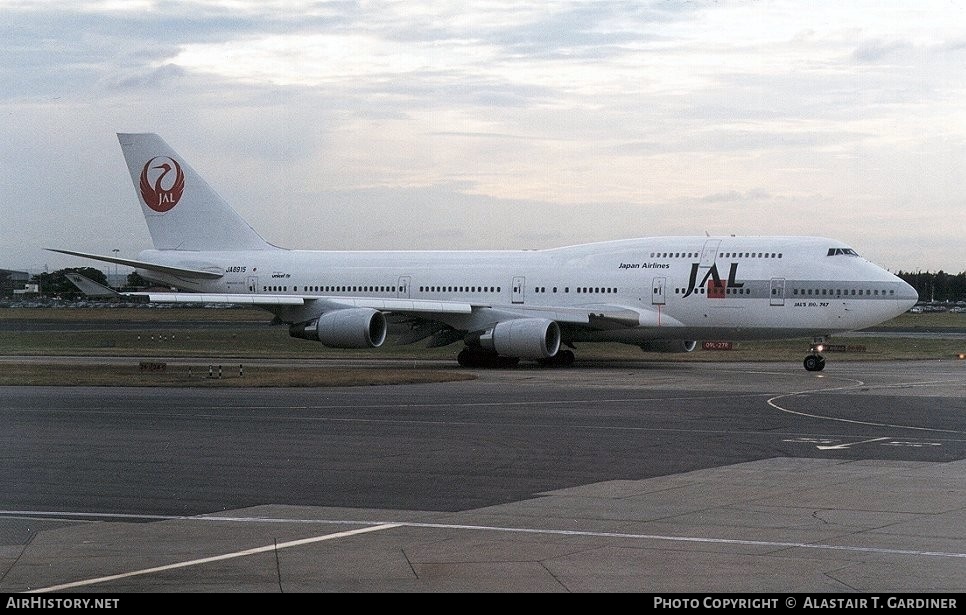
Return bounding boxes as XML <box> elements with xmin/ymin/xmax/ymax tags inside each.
<box><xmin>2</xmin><ymin>1</ymin><xmax>964</xmax><ymax>274</ymax></box>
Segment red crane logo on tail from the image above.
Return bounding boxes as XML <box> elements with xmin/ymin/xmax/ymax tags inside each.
<box><xmin>139</xmin><ymin>156</ymin><xmax>185</xmax><ymax>212</ymax></box>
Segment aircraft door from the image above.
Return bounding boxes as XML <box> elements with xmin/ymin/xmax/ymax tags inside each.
<box><xmin>511</xmin><ymin>276</ymin><xmax>525</xmax><ymax>304</ymax></box>
<box><xmin>247</xmin><ymin>276</ymin><xmax>258</xmax><ymax>293</ymax></box>
<box><xmin>397</xmin><ymin>276</ymin><xmax>412</xmax><ymax>299</ymax></box>
<box><xmin>770</xmin><ymin>277</ymin><xmax>785</xmax><ymax>306</ymax></box>
<box><xmin>700</xmin><ymin>240</ymin><xmax>720</xmax><ymax>268</ymax></box>
<box><xmin>651</xmin><ymin>276</ymin><xmax>667</xmax><ymax>305</ymax></box>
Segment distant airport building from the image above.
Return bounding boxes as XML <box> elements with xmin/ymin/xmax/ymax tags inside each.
<box><xmin>0</xmin><ymin>269</ymin><xmax>30</xmax><ymax>296</ymax></box>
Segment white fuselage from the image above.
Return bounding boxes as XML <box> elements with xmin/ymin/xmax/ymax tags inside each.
<box><xmin>137</xmin><ymin>235</ymin><xmax>918</xmax><ymax>345</ymax></box>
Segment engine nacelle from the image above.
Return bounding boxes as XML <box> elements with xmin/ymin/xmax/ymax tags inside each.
<box><xmin>290</xmin><ymin>308</ymin><xmax>387</xmax><ymax>348</ymax></box>
<box><xmin>480</xmin><ymin>318</ymin><xmax>561</xmax><ymax>359</ymax></box>
<box><xmin>639</xmin><ymin>340</ymin><xmax>698</xmax><ymax>353</ymax></box>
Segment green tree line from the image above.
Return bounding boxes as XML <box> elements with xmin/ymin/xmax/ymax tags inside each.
<box><xmin>896</xmin><ymin>271</ymin><xmax>966</xmax><ymax>303</ymax></box>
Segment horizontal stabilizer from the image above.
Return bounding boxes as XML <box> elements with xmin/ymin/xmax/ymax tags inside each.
<box><xmin>64</xmin><ymin>273</ymin><xmax>120</xmax><ymax>298</ymax></box>
<box><xmin>46</xmin><ymin>248</ymin><xmax>223</xmax><ymax>280</ymax></box>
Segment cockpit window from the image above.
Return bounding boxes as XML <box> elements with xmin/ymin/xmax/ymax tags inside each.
<box><xmin>827</xmin><ymin>248</ymin><xmax>860</xmax><ymax>257</ymax></box>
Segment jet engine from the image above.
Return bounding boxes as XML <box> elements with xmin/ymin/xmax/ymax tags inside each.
<box><xmin>289</xmin><ymin>308</ymin><xmax>387</xmax><ymax>348</ymax></box>
<box><xmin>639</xmin><ymin>340</ymin><xmax>698</xmax><ymax>353</ymax></box>
<box><xmin>480</xmin><ymin>318</ymin><xmax>561</xmax><ymax>359</ymax></box>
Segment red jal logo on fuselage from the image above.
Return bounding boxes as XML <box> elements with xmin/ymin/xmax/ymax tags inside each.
<box><xmin>139</xmin><ymin>156</ymin><xmax>185</xmax><ymax>212</ymax></box>
<box><xmin>682</xmin><ymin>262</ymin><xmax>744</xmax><ymax>298</ymax></box>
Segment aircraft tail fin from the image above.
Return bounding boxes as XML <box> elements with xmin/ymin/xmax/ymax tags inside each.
<box><xmin>117</xmin><ymin>133</ymin><xmax>277</xmax><ymax>252</ymax></box>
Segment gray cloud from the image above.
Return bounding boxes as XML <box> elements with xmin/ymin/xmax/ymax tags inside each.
<box><xmin>1</xmin><ymin>1</ymin><xmax>963</xmax><ymax>275</ymax></box>
<box><xmin>851</xmin><ymin>39</ymin><xmax>914</xmax><ymax>63</ymax></box>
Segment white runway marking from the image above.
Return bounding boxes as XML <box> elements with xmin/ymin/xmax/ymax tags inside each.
<box><xmin>767</xmin><ymin>377</ymin><xmax>966</xmax><ymax>435</ymax></box>
<box><xmin>6</xmin><ymin>508</ymin><xmax>966</xmax><ymax>593</ymax></box>
<box><xmin>815</xmin><ymin>436</ymin><xmax>891</xmax><ymax>450</ymax></box>
<box><xmin>26</xmin><ymin>522</ymin><xmax>401</xmax><ymax>593</ymax></box>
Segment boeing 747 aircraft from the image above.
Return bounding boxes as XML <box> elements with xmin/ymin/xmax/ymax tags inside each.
<box><xmin>52</xmin><ymin>133</ymin><xmax>918</xmax><ymax>370</ymax></box>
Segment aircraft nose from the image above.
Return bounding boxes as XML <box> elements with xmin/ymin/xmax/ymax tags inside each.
<box><xmin>896</xmin><ymin>278</ymin><xmax>919</xmax><ymax>310</ymax></box>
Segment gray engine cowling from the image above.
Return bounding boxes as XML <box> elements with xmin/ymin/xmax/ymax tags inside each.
<box><xmin>480</xmin><ymin>318</ymin><xmax>561</xmax><ymax>359</ymax></box>
<box><xmin>639</xmin><ymin>340</ymin><xmax>698</xmax><ymax>353</ymax></box>
<box><xmin>294</xmin><ymin>308</ymin><xmax>387</xmax><ymax>348</ymax></box>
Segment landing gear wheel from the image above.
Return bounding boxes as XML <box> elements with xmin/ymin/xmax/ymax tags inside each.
<box><xmin>457</xmin><ymin>348</ymin><xmax>477</xmax><ymax>367</ymax></box>
<box><xmin>537</xmin><ymin>349</ymin><xmax>575</xmax><ymax>368</ymax></box>
<box><xmin>458</xmin><ymin>348</ymin><xmax>520</xmax><ymax>368</ymax></box>
<box><xmin>803</xmin><ymin>354</ymin><xmax>826</xmax><ymax>372</ymax></box>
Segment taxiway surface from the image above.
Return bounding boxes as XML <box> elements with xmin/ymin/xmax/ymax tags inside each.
<box><xmin>1</xmin><ymin>360</ymin><xmax>964</xmax><ymax>592</ymax></box>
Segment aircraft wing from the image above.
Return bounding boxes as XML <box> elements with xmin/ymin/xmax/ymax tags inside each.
<box><xmin>142</xmin><ymin>294</ymin><xmax>665</xmax><ymax>327</ymax></box>
<box><xmin>90</xmin><ymin>288</ymin><xmax>668</xmax><ymax>329</ymax></box>
<box><xmin>377</xmin><ymin>300</ymin><xmax>679</xmax><ymax>331</ymax></box>
<box><xmin>489</xmin><ymin>303</ymin><xmax>679</xmax><ymax>329</ymax></box>
<box><xmin>138</xmin><ymin>292</ymin><xmax>305</xmax><ymax>306</ymax></box>
<box><xmin>138</xmin><ymin>292</ymin><xmax>474</xmax><ymax>314</ymax></box>
<box><xmin>313</xmin><ymin>296</ymin><xmax>474</xmax><ymax>314</ymax></box>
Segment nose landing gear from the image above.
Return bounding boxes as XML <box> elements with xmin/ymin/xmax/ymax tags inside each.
<box><xmin>804</xmin><ymin>354</ymin><xmax>826</xmax><ymax>372</ymax></box>
<box><xmin>804</xmin><ymin>340</ymin><xmax>827</xmax><ymax>372</ymax></box>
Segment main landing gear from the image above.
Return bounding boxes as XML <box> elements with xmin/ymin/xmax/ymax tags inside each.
<box><xmin>804</xmin><ymin>340</ymin><xmax>827</xmax><ymax>372</ymax></box>
<box><xmin>457</xmin><ymin>348</ymin><xmax>519</xmax><ymax>368</ymax></box>
<box><xmin>537</xmin><ymin>349</ymin><xmax>575</xmax><ymax>368</ymax></box>
<box><xmin>456</xmin><ymin>347</ymin><xmax>575</xmax><ymax>368</ymax></box>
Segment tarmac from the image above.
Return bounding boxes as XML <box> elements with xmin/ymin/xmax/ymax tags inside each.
<box><xmin>1</xmin><ymin>359</ymin><xmax>964</xmax><ymax>592</ymax></box>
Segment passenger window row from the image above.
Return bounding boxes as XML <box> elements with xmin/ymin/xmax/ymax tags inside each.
<box><xmin>793</xmin><ymin>288</ymin><xmax>896</xmax><ymax>297</ymax></box>
<box><xmin>419</xmin><ymin>285</ymin><xmax>501</xmax><ymax>293</ymax></box>
<box><xmin>264</xmin><ymin>285</ymin><xmax>399</xmax><ymax>293</ymax></box>
<box><xmin>647</xmin><ymin>251</ymin><xmax>784</xmax><ymax>259</ymax></box>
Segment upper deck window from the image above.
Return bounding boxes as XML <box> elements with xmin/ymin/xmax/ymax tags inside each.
<box><xmin>827</xmin><ymin>248</ymin><xmax>860</xmax><ymax>257</ymax></box>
